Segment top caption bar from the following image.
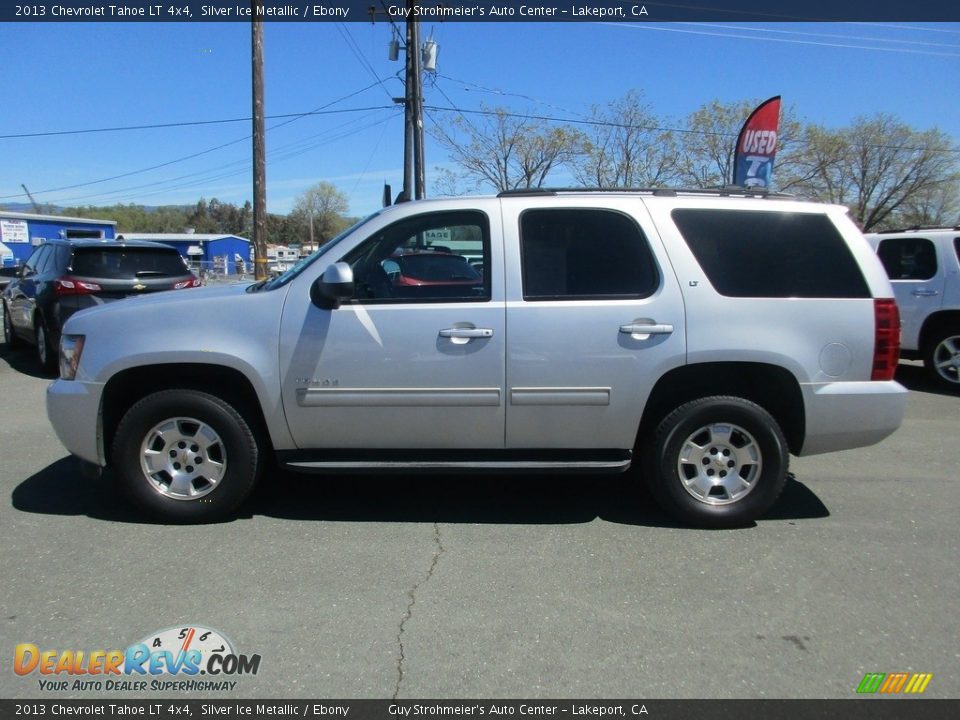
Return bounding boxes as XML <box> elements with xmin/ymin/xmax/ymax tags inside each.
<box><xmin>4</xmin><ymin>0</ymin><xmax>960</xmax><ymax>22</ymax></box>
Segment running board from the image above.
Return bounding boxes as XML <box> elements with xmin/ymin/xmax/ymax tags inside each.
<box><xmin>277</xmin><ymin>450</ymin><xmax>632</xmax><ymax>475</ymax></box>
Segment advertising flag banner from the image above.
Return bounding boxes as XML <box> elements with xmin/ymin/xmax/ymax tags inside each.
<box><xmin>732</xmin><ymin>96</ymin><xmax>782</xmax><ymax>188</ymax></box>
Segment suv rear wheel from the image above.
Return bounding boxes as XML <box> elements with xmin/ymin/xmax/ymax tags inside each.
<box><xmin>924</xmin><ymin>327</ymin><xmax>960</xmax><ymax>391</ymax></box>
<box><xmin>112</xmin><ymin>389</ymin><xmax>261</xmax><ymax>522</ymax></box>
<box><xmin>644</xmin><ymin>396</ymin><xmax>789</xmax><ymax>528</ymax></box>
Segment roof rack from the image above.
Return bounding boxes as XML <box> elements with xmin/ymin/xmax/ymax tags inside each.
<box><xmin>496</xmin><ymin>186</ymin><xmax>795</xmax><ymax>199</ymax></box>
<box><xmin>876</xmin><ymin>225</ymin><xmax>960</xmax><ymax>234</ymax></box>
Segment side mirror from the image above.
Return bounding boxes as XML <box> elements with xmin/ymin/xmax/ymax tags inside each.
<box><xmin>310</xmin><ymin>262</ymin><xmax>354</xmax><ymax>310</ymax></box>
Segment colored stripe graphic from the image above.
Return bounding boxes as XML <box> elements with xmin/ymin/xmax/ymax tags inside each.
<box><xmin>880</xmin><ymin>672</ymin><xmax>910</xmax><ymax>693</ymax></box>
<box><xmin>857</xmin><ymin>672</ymin><xmax>933</xmax><ymax>694</ymax></box>
<box><xmin>904</xmin><ymin>673</ymin><xmax>934</xmax><ymax>694</ymax></box>
<box><xmin>857</xmin><ymin>673</ymin><xmax>886</xmax><ymax>694</ymax></box>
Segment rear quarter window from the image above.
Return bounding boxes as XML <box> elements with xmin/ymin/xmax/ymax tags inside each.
<box><xmin>671</xmin><ymin>209</ymin><xmax>870</xmax><ymax>298</ymax></box>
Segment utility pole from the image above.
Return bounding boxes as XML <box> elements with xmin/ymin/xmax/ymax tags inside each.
<box><xmin>409</xmin><ymin>9</ymin><xmax>425</xmax><ymax>200</ymax></box>
<box><xmin>251</xmin><ymin>0</ymin><xmax>268</xmax><ymax>281</ymax></box>
<box><xmin>393</xmin><ymin>1</ymin><xmax>427</xmax><ymax>201</ymax></box>
<box><xmin>380</xmin><ymin>2</ymin><xmax>435</xmax><ymax>202</ymax></box>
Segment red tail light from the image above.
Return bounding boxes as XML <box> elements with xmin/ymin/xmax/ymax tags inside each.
<box><xmin>173</xmin><ymin>277</ymin><xmax>202</xmax><ymax>290</ymax></box>
<box><xmin>872</xmin><ymin>298</ymin><xmax>901</xmax><ymax>381</ymax></box>
<box><xmin>54</xmin><ymin>277</ymin><xmax>103</xmax><ymax>296</ymax></box>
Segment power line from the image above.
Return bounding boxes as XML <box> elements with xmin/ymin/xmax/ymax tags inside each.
<box><xmin>48</xmin><ymin>113</ymin><xmax>399</xmax><ymax>208</ymax></box>
<box><xmin>684</xmin><ymin>22</ymin><xmax>960</xmax><ymax>49</ymax></box>
<box><xmin>0</xmin><ymin>105</ymin><xmax>395</xmax><ymax>141</ymax></box>
<box><xmin>424</xmin><ymin>104</ymin><xmax>960</xmax><ymax>155</ymax></box>
<box><xmin>0</xmin><ymin>81</ymin><xmax>397</xmax><ymax>203</ymax></box>
<box><xmin>600</xmin><ymin>23</ymin><xmax>960</xmax><ymax>58</ymax></box>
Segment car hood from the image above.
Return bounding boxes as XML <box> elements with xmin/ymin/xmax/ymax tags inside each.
<box><xmin>62</xmin><ymin>282</ymin><xmax>257</xmax><ymax>332</ymax></box>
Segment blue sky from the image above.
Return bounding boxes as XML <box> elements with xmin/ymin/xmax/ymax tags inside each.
<box><xmin>2</xmin><ymin>20</ymin><xmax>959</xmax><ymax>217</ymax></box>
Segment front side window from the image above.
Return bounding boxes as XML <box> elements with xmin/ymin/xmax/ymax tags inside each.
<box><xmin>876</xmin><ymin>237</ymin><xmax>938</xmax><ymax>281</ymax></box>
<box><xmin>519</xmin><ymin>208</ymin><xmax>659</xmax><ymax>301</ymax></box>
<box><xmin>341</xmin><ymin>211</ymin><xmax>490</xmax><ymax>303</ymax></box>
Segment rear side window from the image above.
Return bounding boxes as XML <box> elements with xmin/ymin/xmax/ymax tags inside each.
<box><xmin>876</xmin><ymin>237</ymin><xmax>938</xmax><ymax>280</ymax></box>
<box><xmin>520</xmin><ymin>208</ymin><xmax>659</xmax><ymax>300</ymax></box>
<box><xmin>71</xmin><ymin>247</ymin><xmax>189</xmax><ymax>279</ymax></box>
<box><xmin>671</xmin><ymin>209</ymin><xmax>870</xmax><ymax>298</ymax></box>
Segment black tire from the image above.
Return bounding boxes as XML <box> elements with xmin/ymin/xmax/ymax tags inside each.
<box><xmin>3</xmin><ymin>303</ymin><xmax>21</xmax><ymax>348</ymax></box>
<box><xmin>112</xmin><ymin>389</ymin><xmax>261</xmax><ymax>522</ymax></box>
<box><xmin>34</xmin><ymin>313</ymin><xmax>56</xmax><ymax>371</ymax></box>
<box><xmin>643</xmin><ymin>396</ymin><xmax>789</xmax><ymax>528</ymax></box>
<box><xmin>923</xmin><ymin>327</ymin><xmax>960</xmax><ymax>392</ymax></box>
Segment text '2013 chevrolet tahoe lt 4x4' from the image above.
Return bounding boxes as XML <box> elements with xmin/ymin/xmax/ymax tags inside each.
<box><xmin>47</xmin><ymin>190</ymin><xmax>908</xmax><ymax>528</ymax></box>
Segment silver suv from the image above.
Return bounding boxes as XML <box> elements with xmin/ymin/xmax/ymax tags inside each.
<box><xmin>47</xmin><ymin>190</ymin><xmax>908</xmax><ymax>527</ymax></box>
<box><xmin>865</xmin><ymin>227</ymin><xmax>960</xmax><ymax>390</ymax></box>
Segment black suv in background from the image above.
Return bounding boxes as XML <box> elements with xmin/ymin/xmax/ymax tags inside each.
<box><xmin>2</xmin><ymin>239</ymin><xmax>200</xmax><ymax>370</ymax></box>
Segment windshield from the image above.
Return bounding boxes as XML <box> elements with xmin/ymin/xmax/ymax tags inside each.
<box><xmin>254</xmin><ymin>212</ymin><xmax>381</xmax><ymax>293</ymax></box>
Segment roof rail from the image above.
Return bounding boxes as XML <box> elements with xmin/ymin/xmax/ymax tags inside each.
<box><xmin>876</xmin><ymin>225</ymin><xmax>960</xmax><ymax>234</ymax></box>
<box><xmin>496</xmin><ymin>189</ymin><xmax>558</xmax><ymax>197</ymax></box>
<box><xmin>497</xmin><ymin>186</ymin><xmax>794</xmax><ymax>199</ymax></box>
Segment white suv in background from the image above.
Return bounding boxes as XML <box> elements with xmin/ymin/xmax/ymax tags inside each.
<box><xmin>866</xmin><ymin>227</ymin><xmax>960</xmax><ymax>390</ymax></box>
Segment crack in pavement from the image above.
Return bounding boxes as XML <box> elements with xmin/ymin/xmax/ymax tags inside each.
<box><xmin>393</xmin><ymin>522</ymin><xmax>445</xmax><ymax>700</ymax></box>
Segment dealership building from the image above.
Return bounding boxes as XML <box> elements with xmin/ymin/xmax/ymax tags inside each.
<box><xmin>116</xmin><ymin>233</ymin><xmax>253</xmax><ymax>275</ymax></box>
<box><xmin>0</xmin><ymin>211</ymin><xmax>117</xmax><ymax>266</ymax></box>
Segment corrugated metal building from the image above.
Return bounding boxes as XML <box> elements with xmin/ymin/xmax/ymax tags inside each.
<box><xmin>0</xmin><ymin>211</ymin><xmax>117</xmax><ymax>266</ymax></box>
<box><xmin>116</xmin><ymin>233</ymin><xmax>253</xmax><ymax>276</ymax></box>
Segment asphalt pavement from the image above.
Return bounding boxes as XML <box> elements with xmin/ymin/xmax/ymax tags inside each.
<box><xmin>1</xmin><ymin>346</ymin><xmax>957</xmax><ymax>699</ymax></box>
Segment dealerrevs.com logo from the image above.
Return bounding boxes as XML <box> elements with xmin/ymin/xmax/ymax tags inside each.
<box><xmin>14</xmin><ymin>625</ymin><xmax>261</xmax><ymax>692</ymax></box>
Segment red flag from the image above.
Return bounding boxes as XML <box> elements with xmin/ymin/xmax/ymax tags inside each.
<box><xmin>732</xmin><ymin>96</ymin><xmax>781</xmax><ymax>188</ymax></box>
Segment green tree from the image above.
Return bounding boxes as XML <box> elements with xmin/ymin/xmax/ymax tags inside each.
<box><xmin>780</xmin><ymin>115</ymin><xmax>960</xmax><ymax>231</ymax></box>
<box><xmin>677</xmin><ymin>99</ymin><xmax>803</xmax><ymax>189</ymax></box>
<box><xmin>430</xmin><ymin>106</ymin><xmax>584</xmax><ymax>192</ymax></box>
<box><xmin>571</xmin><ymin>90</ymin><xmax>681</xmax><ymax>188</ymax></box>
<box><xmin>289</xmin><ymin>182</ymin><xmax>350</xmax><ymax>245</ymax></box>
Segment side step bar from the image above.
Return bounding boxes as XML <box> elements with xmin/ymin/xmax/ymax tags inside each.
<box><xmin>277</xmin><ymin>450</ymin><xmax>632</xmax><ymax>475</ymax></box>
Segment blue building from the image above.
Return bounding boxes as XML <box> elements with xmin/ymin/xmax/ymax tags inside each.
<box><xmin>116</xmin><ymin>233</ymin><xmax>253</xmax><ymax>276</ymax></box>
<box><xmin>0</xmin><ymin>211</ymin><xmax>117</xmax><ymax>266</ymax></box>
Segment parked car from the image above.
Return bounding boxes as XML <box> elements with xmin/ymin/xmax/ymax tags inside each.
<box><xmin>47</xmin><ymin>190</ymin><xmax>907</xmax><ymax>527</ymax></box>
<box><xmin>865</xmin><ymin>227</ymin><xmax>960</xmax><ymax>390</ymax></box>
<box><xmin>3</xmin><ymin>239</ymin><xmax>200</xmax><ymax>370</ymax></box>
<box><xmin>381</xmin><ymin>249</ymin><xmax>483</xmax><ymax>290</ymax></box>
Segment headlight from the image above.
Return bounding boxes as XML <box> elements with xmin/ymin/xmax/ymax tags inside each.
<box><xmin>59</xmin><ymin>334</ymin><xmax>85</xmax><ymax>380</ymax></box>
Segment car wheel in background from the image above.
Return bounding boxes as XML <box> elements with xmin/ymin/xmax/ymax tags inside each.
<box><xmin>3</xmin><ymin>304</ymin><xmax>21</xmax><ymax>348</ymax></box>
<box><xmin>644</xmin><ymin>396</ymin><xmax>789</xmax><ymax>528</ymax></box>
<box><xmin>924</xmin><ymin>327</ymin><xmax>960</xmax><ymax>391</ymax></box>
<box><xmin>111</xmin><ymin>389</ymin><xmax>261</xmax><ymax>522</ymax></box>
<box><xmin>34</xmin><ymin>314</ymin><xmax>56</xmax><ymax>371</ymax></box>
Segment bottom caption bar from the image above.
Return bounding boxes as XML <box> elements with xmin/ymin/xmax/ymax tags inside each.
<box><xmin>1</xmin><ymin>700</ymin><xmax>957</xmax><ymax>720</ymax></box>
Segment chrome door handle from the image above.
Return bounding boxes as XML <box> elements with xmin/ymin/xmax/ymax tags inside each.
<box><xmin>439</xmin><ymin>328</ymin><xmax>494</xmax><ymax>339</ymax></box>
<box><xmin>620</xmin><ymin>323</ymin><xmax>674</xmax><ymax>335</ymax></box>
<box><xmin>911</xmin><ymin>289</ymin><xmax>939</xmax><ymax>297</ymax></box>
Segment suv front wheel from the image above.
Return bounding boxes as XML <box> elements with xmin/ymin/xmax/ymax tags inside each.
<box><xmin>645</xmin><ymin>396</ymin><xmax>789</xmax><ymax>528</ymax></box>
<box><xmin>112</xmin><ymin>390</ymin><xmax>261</xmax><ymax>522</ymax></box>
